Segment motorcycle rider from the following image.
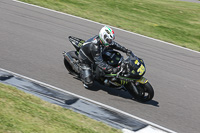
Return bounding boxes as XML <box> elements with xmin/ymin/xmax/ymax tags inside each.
<box><xmin>79</xmin><ymin>25</ymin><xmax>131</xmax><ymax>88</ymax></box>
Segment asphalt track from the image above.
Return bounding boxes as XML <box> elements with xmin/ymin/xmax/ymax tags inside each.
<box><xmin>0</xmin><ymin>0</ymin><xmax>200</xmax><ymax>133</ymax></box>
<box><xmin>178</xmin><ymin>0</ymin><xmax>200</xmax><ymax>3</ymax></box>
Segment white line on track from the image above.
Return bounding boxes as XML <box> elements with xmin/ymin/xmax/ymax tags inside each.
<box><xmin>0</xmin><ymin>68</ymin><xmax>177</xmax><ymax>133</ymax></box>
<box><xmin>12</xmin><ymin>0</ymin><xmax>200</xmax><ymax>54</ymax></box>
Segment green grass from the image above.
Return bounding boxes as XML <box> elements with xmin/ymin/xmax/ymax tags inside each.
<box><xmin>19</xmin><ymin>0</ymin><xmax>200</xmax><ymax>51</ymax></box>
<box><xmin>0</xmin><ymin>83</ymin><xmax>121</xmax><ymax>133</ymax></box>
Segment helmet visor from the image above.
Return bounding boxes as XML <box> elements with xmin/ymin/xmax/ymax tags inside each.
<box><xmin>104</xmin><ymin>34</ymin><xmax>112</xmax><ymax>45</ymax></box>
<box><xmin>106</xmin><ymin>38</ymin><xmax>112</xmax><ymax>44</ymax></box>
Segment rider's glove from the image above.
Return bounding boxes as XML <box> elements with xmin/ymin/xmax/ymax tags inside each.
<box><xmin>103</xmin><ymin>65</ymin><xmax>120</xmax><ymax>74</ymax></box>
<box><xmin>126</xmin><ymin>49</ymin><xmax>132</xmax><ymax>56</ymax></box>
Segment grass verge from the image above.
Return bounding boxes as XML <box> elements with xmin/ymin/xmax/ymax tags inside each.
<box><xmin>19</xmin><ymin>0</ymin><xmax>200</xmax><ymax>51</ymax></box>
<box><xmin>0</xmin><ymin>83</ymin><xmax>121</xmax><ymax>133</ymax></box>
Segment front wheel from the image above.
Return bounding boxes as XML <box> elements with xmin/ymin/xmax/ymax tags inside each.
<box><xmin>126</xmin><ymin>82</ymin><xmax>154</xmax><ymax>102</ymax></box>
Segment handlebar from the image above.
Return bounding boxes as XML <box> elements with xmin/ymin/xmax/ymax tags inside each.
<box><xmin>127</xmin><ymin>51</ymin><xmax>134</xmax><ymax>57</ymax></box>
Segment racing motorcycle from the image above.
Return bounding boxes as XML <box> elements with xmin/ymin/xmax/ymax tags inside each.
<box><xmin>63</xmin><ymin>36</ymin><xmax>154</xmax><ymax>102</ymax></box>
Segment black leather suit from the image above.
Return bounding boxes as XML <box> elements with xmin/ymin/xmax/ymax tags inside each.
<box><xmin>79</xmin><ymin>35</ymin><xmax>129</xmax><ymax>86</ymax></box>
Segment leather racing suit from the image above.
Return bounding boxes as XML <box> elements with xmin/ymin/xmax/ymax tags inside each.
<box><xmin>79</xmin><ymin>35</ymin><xmax>129</xmax><ymax>87</ymax></box>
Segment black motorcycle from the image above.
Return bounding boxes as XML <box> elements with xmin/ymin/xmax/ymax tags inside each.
<box><xmin>63</xmin><ymin>36</ymin><xmax>154</xmax><ymax>102</ymax></box>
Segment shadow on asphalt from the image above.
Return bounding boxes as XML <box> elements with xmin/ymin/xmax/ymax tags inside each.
<box><xmin>84</xmin><ymin>81</ymin><xmax>159</xmax><ymax>107</ymax></box>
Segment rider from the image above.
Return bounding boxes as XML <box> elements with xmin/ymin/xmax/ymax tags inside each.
<box><xmin>79</xmin><ymin>25</ymin><xmax>131</xmax><ymax>88</ymax></box>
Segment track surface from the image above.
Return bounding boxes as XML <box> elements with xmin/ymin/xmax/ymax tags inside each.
<box><xmin>0</xmin><ymin>0</ymin><xmax>200</xmax><ymax>133</ymax></box>
<box><xmin>178</xmin><ymin>0</ymin><xmax>200</xmax><ymax>3</ymax></box>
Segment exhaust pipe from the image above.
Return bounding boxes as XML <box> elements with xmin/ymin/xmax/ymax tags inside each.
<box><xmin>63</xmin><ymin>51</ymin><xmax>80</xmax><ymax>73</ymax></box>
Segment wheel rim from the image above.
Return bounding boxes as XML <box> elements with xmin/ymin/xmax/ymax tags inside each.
<box><xmin>137</xmin><ymin>86</ymin><xmax>151</xmax><ymax>101</ymax></box>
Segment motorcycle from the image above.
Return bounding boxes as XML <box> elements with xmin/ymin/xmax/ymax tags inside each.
<box><xmin>63</xmin><ymin>36</ymin><xmax>154</xmax><ymax>102</ymax></box>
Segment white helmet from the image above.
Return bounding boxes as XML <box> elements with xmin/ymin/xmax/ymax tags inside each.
<box><xmin>99</xmin><ymin>26</ymin><xmax>115</xmax><ymax>46</ymax></box>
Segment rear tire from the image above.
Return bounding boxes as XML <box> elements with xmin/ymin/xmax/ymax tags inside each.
<box><xmin>127</xmin><ymin>82</ymin><xmax>154</xmax><ymax>102</ymax></box>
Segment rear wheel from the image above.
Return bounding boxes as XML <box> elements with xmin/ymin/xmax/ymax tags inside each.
<box><xmin>127</xmin><ymin>82</ymin><xmax>154</xmax><ymax>102</ymax></box>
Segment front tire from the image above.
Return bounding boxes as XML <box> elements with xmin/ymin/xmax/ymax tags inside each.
<box><xmin>127</xmin><ymin>82</ymin><xmax>154</xmax><ymax>102</ymax></box>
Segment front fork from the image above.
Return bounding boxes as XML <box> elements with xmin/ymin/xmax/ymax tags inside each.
<box><xmin>130</xmin><ymin>82</ymin><xmax>139</xmax><ymax>95</ymax></box>
<box><xmin>126</xmin><ymin>77</ymin><xmax>148</xmax><ymax>95</ymax></box>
